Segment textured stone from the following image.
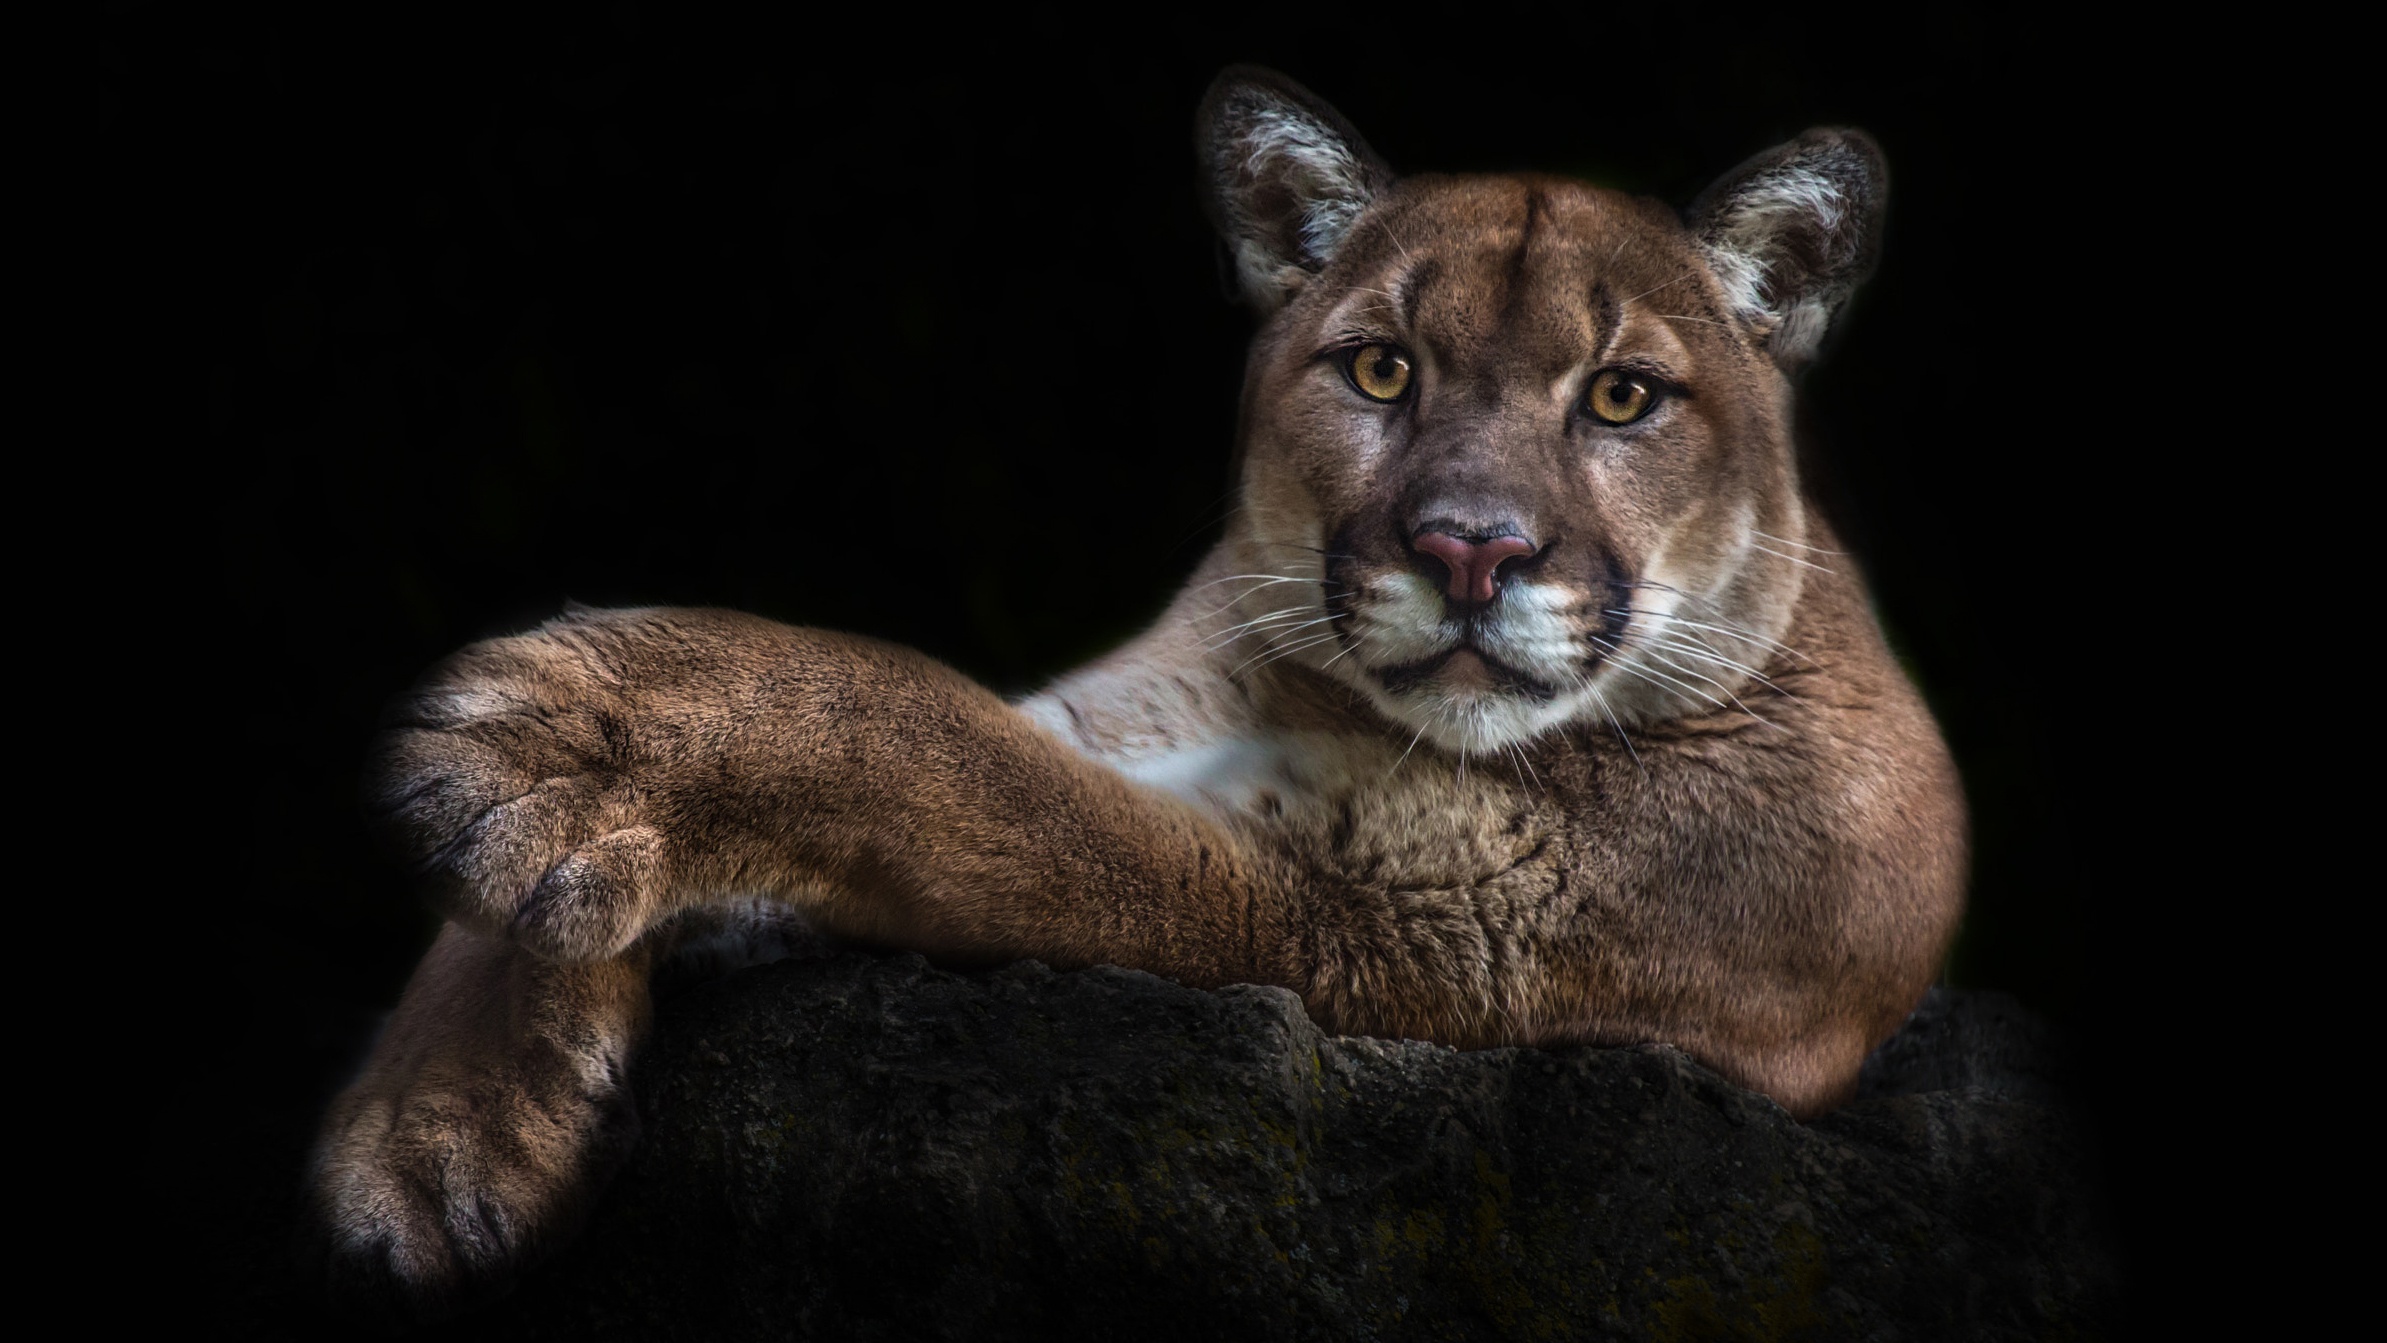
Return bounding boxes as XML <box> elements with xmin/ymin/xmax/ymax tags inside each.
<box><xmin>426</xmin><ymin>956</ymin><xmax>2114</xmax><ymax>1341</ymax></box>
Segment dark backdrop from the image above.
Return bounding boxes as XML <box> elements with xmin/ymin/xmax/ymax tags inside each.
<box><xmin>110</xmin><ymin>6</ymin><xmax>2182</xmax><ymax>1330</ymax></box>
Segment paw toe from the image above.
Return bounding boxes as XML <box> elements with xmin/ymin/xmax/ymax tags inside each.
<box><xmin>315</xmin><ymin>1162</ymin><xmax>478</xmax><ymax>1324</ymax></box>
<box><xmin>512</xmin><ymin>825</ymin><xmax>667</xmax><ymax>962</ymax></box>
<box><xmin>313</xmin><ymin>1115</ymin><xmax>543</xmax><ymax>1323</ymax></box>
<box><xmin>365</xmin><ymin>729</ymin><xmax>516</xmax><ymax>861</ymax></box>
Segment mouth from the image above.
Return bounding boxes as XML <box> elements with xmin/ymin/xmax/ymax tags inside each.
<box><xmin>1372</xmin><ymin>640</ymin><xmax>1560</xmax><ymax>700</ymax></box>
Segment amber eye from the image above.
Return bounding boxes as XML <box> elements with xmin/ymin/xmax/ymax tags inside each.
<box><xmin>1345</xmin><ymin>344</ymin><xmax>1414</xmax><ymax>402</ymax></box>
<box><xmin>1587</xmin><ymin>369</ymin><xmax>1657</xmax><ymax>424</ymax></box>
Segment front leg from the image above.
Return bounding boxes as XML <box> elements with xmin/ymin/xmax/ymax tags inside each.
<box><xmin>372</xmin><ymin>606</ymin><xmax>1296</xmax><ymax>986</ymax></box>
<box><xmin>310</xmin><ymin>923</ymin><xmax>652</xmax><ymax>1318</ymax></box>
<box><xmin>332</xmin><ymin>607</ymin><xmax>1303</xmax><ymax>1310</ymax></box>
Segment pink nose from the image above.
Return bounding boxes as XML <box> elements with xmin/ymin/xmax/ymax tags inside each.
<box><xmin>1411</xmin><ymin>532</ymin><xmax>1538</xmax><ymax>605</ymax></box>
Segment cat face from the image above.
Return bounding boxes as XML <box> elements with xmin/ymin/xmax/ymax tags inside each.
<box><xmin>1200</xmin><ymin>72</ymin><xmax>1882</xmax><ymax>751</ymax></box>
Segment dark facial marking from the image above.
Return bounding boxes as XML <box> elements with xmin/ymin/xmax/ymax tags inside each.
<box><xmin>1374</xmin><ymin>646</ymin><xmax>1558</xmax><ymax>701</ymax></box>
<box><xmin>1398</xmin><ymin>257</ymin><xmax>1439</xmax><ymax>332</ymax></box>
<box><xmin>1497</xmin><ymin>190</ymin><xmax>1547</xmax><ymax>328</ymax></box>
<box><xmin>1592</xmin><ymin>281</ymin><xmax>1621</xmax><ymax>353</ymax></box>
<box><xmin>1579</xmin><ymin>570</ymin><xmax>1638</xmax><ymax>676</ymax></box>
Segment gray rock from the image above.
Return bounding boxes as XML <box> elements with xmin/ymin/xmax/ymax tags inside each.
<box><xmin>1857</xmin><ymin>986</ymin><xmax>2069</xmax><ymax>1106</ymax></box>
<box><xmin>433</xmin><ymin>955</ymin><xmax>2116</xmax><ymax>1341</ymax></box>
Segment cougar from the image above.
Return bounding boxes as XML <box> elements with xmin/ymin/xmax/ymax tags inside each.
<box><xmin>310</xmin><ymin>67</ymin><xmax>1966</xmax><ymax>1314</ymax></box>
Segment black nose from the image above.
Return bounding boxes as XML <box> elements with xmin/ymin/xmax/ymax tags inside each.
<box><xmin>1409</xmin><ymin>530</ymin><xmax>1539</xmax><ymax>605</ymax></box>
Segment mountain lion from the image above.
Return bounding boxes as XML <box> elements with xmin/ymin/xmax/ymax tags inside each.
<box><xmin>311</xmin><ymin>67</ymin><xmax>1966</xmax><ymax>1315</ymax></box>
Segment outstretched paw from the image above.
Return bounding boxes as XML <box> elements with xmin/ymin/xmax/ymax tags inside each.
<box><xmin>366</xmin><ymin>614</ymin><xmax>676</xmax><ymax>961</ymax></box>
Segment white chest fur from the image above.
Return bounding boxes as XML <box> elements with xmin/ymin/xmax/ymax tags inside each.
<box><xmin>1113</xmin><ymin>734</ymin><xmax>1291</xmax><ymax>812</ymax></box>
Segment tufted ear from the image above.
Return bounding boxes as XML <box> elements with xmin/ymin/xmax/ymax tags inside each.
<box><xmin>1196</xmin><ymin>67</ymin><xmax>1393</xmax><ymax>313</ymax></box>
<box><xmin>1688</xmin><ymin>129</ymin><xmax>1888</xmax><ymax>369</ymax></box>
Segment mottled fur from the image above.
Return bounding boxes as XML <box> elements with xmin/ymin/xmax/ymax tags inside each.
<box><xmin>311</xmin><ymin>69</ymin><xmax>1964</xmax><ymax>1317</ymax></box>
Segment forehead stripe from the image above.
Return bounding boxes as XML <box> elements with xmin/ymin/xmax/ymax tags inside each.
<box><xmin>1496</xmin><ymin>189</ymin><xmax>1547</xmax><ymax>325</ymax></box>
<box><xmin>1398</xmin><ymin>257</ymin><xmax>1438</xmax><ymax>330</ymax></box>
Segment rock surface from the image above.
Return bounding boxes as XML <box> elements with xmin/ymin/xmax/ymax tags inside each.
<box><xmin>417</xmin><ymin>955</ymin><xmax>2114</xmax><ymax>1341</ymax></box>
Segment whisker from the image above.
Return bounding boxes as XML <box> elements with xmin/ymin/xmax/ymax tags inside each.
<box><xmin>1621</xmin><ymin>271</ymin><xmax>1694</xmax><ymax>304</ymax></box>
<box><xmin>1597</xmin><ymin>652</ymin><xmax>1719</xmax><ymax>707</ymax></box>
<box><xmin>1197</xmin><ymin>607</ymin><xmax>1330</xmax><ymax>649</ymax></box>
<box><xmin>1190</xmin><ymin>576</ymin><xmax>1330</xmax><ymax>620</ymax></box>
<box><xmin>1617</xmin><ymin>659</ymin><xmax>1726</xmax><ymax>708</ymax></box>
<box><xmin>1187</xmin><ymin>572</ymin><xmax>1320</xmax><ymax>594</ymax></box>
<box><xmin>1317</xmin><ymin>631</ymin><xmax>1369</xmax><ymax>670</ymax></box>
<box><xmin>1199</xmin><ymin>600</ymin><xmax>1313</xmax><ymax>629</ymax></box>
<box><xmin>1594</xmin><ymin>688</ymin><xmax>1647</xmax><ymax>777</ymax></box>
<box><xmin>1750</xmin><ymin>528</ymin><xmax>1848</xmax><ymax>556</ymax></box>
<box><xmin>1366</xmin><ymin>215</ymin><xmax>1422</xmax><ymax>276</ymax></box>
<box><xmin>1190</xmin><ymin>586</ymin><xmax>1312</xmax><ymax>620</ymax></box>
<box><xmin>1195</xmin><ymin>612</ymin><xmax>1313</xmax><ymax>650</ymax></box>
<box><xmin>1607</xmin><ymin>606</ymin><xmax>1814</xmax><ymax>666</ymax></box>
<box><xmin>1616</xmin><ymin>578</ymin><xmax>1686</xmax><ymax>597</ymax></box>
<box><xmin>1638</xmin><ymin>648</ymin><xmax>1784</xmax><ymax>730</ymax></box>
<box><xmin>1623</xmin><ymin>620</ymin><xmax>1795</xmax><ymax>667</ymax></box>
<box><xmin>1243</xmin><ymin>538</ymin><xmax>1361</xmax><ymax>562</ymax></box>
<box><xmin>1387</xmin><ymin>715</ymin><xmax>1433</xmax><ymax>779</ymax></box>
<box><xmin>1281</xmin><ymin>550</ymin><xmax>1360</xmax><ymax>561</ymax></box>
<box><xmin>1629</xmin><ymin>632</ymin><xmax>1800</xmax><ymax>699</ymax></box>
<box><xmin>1745</xmin><ymin>541</ymin><xmax>1834</xmax><ymax>573</ymax></box>
<box><xmin>1251</xmin><ymin>630</ymin><xmax>1346</xmax><ymax>670</ymax></box>
<box><xmin>1601</xmin><ymin>618</ymin><xmax>1789</xmax><ymax>730</ymax></box>
<box><xmin>1508</xmin><ymin>740</ymin><xmax>1542</xmax><ymax>792</ymax></box>
<box><xmin>1590</xmin><ymin>638</ymin><xmax>1728</xmax><ymax>709</ymax></box>
<box><xmin>1231</xmin><ymin>630</ymin><xmax>1343</xmax><ymax>678</ymax></box>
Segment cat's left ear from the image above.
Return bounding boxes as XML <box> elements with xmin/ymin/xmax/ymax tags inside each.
<box><xmin>1688</xmin><ymin>129</ymin><xmax>1888</xmax><ymax>369</ymax></box>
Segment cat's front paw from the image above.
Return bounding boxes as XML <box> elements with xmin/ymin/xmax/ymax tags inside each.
<box><xmin>308</xmin><ymin>1032</ymin><xmax>639</xmax><ymax>1322</ymax></box>
<box><xmin>367</xmin><ymin>613</ymin><xmax>678</xmax><ymax>962</ymax></box>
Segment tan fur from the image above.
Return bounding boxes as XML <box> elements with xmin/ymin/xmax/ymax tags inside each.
<box><xmin>311</xmin><ymin>72</ymin><xmax>1964</xmax><ymax>1316</ymax></box>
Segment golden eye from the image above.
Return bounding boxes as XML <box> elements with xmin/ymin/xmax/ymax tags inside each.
<box><xmin>1588</xmin><ymin>369</ymin><xmax>1656</xmax><ymax>424</ymax></box>
<box><xmin>1346</xmin><ymin>344</ymin><xmax>1414</xmax><ymax>402</ymax></box>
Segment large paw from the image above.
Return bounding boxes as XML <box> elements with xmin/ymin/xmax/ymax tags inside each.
<box><xmin>308</xmin><ymin>1041</ymin><xmax>640</xmax><ymax>1323</ymax></box>
<box><xmin>368</xmin><ymin>614</ymin><xmax>677</xmax><ymax>962</ymax></box>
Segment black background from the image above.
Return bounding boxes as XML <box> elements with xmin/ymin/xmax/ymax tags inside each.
<box><xmin>104</xmin><ymin>5</ymin><xmax>2196</xmax><ymax>1332</ymax></box>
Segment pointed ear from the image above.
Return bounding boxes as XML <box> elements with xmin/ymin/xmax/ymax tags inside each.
<box><xmin>1196</xmin><ymin>67</ymin><xmax>1392</xmax><ymax>313</ymax></box>
<box><xmin>1688</xmin><ymin>128</ymin><xmax>1888</xmax><ymax>369</ymax></box>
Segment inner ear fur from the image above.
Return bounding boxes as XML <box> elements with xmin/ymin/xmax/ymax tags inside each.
<box><xmin>1196</xmin><ymin>67</ymin><xmax>1393</xmax><ymax>313</ymax></box>
<box><xmin>1688</xmin><ymin>128</ymin><xmax>1888</xmax><ymax>369</ymax></box>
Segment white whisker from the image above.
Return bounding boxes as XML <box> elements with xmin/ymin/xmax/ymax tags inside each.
<box><xmin>1187</xmin><ymin>573</ymin><xmax>1328</xmax><ymax>618</ymax></box>
<box><xmin>1746</xmin><ymin>541</ymin><xmax>1833</xmax><ymax>573</ymax></box>
<box><xmin>1232</xmin><ymin>630</ymin><xmax>1344</xmax><ymax>678</ymax></box>
<box><xmin>1621</xmin><ymin>271</ymin><xmax>1694</xmax><ymax>304</ymax></box>
<box><xmin>1631</xmin><ymin>633</ymin><xmax>1800</xmax><ymax>700</ymax></box>
<box><xmin>1387</xmin><ymin>715</ymin><xmax>1433</xmax><ymax>779</ymax></box>
<box><xmin>1198</xmin><ymin>608</ymin><xmax>1331</xmax><ymax>650</ymax></box>
<box><xmin>1608</xmin><ymin>607</ymin><xmax>1813</xmax><ymax>666</ymax></box>
<box><xmin>1507</xmin><ymin>740</ymin><xmax>1542</xmax><ymax>792</ymax></box>
<box><xmin>1188</xmin><ymin>571</ymin><xmax>1317</xmax><ymax>593</ymax></box>
<box><xmin>1750</xmin><ymin>529</ymin><xmax>1848</xmax><ymax>556</ymax></box>
<box><xmin>1590</xmin><ymin>639</ymin><xmax>1728</xmax><ymax>709</ymax></box>
<box><xmin>1640</xmin><ymin>648</ymin><xmax>1783</xmax><ymax>731</ymax></box>
<box><xmin>1317</xmin><ymin>630</ymin><xmax>1369</xmax><ymax>670</ymax></box>
<box><xmin>1594</xmin><ymin>688</ymin><xmax>1646</xmax><ymax>777</ymax></box>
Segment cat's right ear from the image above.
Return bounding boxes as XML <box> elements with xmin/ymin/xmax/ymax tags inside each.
<box><xmin>1196</xmin><ymin>67</ymin><xmax>1392</xmax><ymax>314</ymax></box>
